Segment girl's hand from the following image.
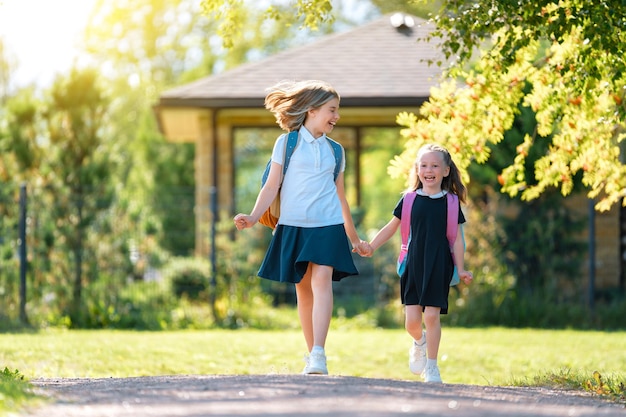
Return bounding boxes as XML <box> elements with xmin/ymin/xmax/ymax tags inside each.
<box><xmin>351</xmin><ymin>240</ymin><xmax>364</xmax><ymax>255</ymax></box>
<box><xmin>353</xmin><ymin>241</ymin><xmax>373</xmax><ymax>257</ymax></box>
<box><xmin>352</xmin><ymin>240</ymin><xmax>372</xmax><ymax>257</ymax></box>
<box><xmin>233</xmin><ymin>214</ymin><xmax>255</xmax><ymax>230</ymax></box>
<box><xmin>458</xmin><ymin>270</ymin><xmax>473</xmax><ymax>285</ymax></box>
<box><xmin>363</xmin><ymin>242</ymin><xmax>374</xmax><ymax>257</ymax></box>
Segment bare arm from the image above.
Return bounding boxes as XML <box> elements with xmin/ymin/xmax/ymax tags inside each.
<box><xmin>452</xmin><ymin>224</ymin><xmax>473</xmax><ymax>284</ymax></box>
<box><xmin>367</xmin><ymin>216</ymin><xmax>401</xmax><ymax>254</ymax></box>
<box><xmin>233</xmin><ymin>161</ymin><xmax>281</xmax><ymax>230</ymax></box>
<box><xmin>335</xmin><ymin>171</ymin><xmax>366</xmax><ymax>251</ymax></box>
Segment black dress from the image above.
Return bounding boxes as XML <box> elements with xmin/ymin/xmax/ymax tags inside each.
<box><xmin>393</xmin><ymin>192</ymin><xmax>466</xmax><ymax>314</ymax></box>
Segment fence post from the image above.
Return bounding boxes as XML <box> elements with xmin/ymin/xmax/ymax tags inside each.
<box><xmin>19</xmin><ymin>183</ymin><xmax>29</xmax><ymax>325</ymax></box>
<box><xmin>209</xmin><ymin>185</ymin><xmax>217</xmax><ymax>298</ymax></box>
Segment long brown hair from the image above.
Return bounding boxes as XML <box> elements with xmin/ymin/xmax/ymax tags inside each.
<box><xmin>407</xmin><ymin>144</ymin><xmax>467</xmax><ymax>204</ymax></box>
<box><xmin>264</xmin><ymin>80</ymin><xmax>340</xmax><ymax>131</ymax></box>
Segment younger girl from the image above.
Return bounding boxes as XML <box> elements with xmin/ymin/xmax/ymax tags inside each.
<box><xmin>361</xmin><ymin>143</ymin><xmax>473</xmax><ymax>383</ymax></box>
<box><xmin>234</xmin><ymin>80</ymin><xmax>366</xmax><ymax>375</ymax></box>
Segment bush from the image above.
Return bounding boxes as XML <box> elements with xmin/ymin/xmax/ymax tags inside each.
<box><xmin>163</xmin><ymin>257</ymin><xmax>212</xmax><ymax>300</ymax></box>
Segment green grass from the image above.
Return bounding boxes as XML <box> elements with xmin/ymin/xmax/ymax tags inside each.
<box><xmin>0</xmin><ymin>367</ymin><xmax>38</xmax><ymax>415</ymax></box>
<box><xmin>0</xmin><ymin>327</ymin><xmax>624</xmax><ymax>414</ymax></box>
<box><xmin>0</xmin><ymin>327</ymin><xmax>623</xmax><ymax>384</ymax></box>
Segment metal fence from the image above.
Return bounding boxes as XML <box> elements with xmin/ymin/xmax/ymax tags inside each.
<box><xmin>0</xmin><ymin>181</ymin><xmax>387</xmax><ymax>329</ymax></box>
<box><xmin>0</xmin><ymin>181</ymin><xmax>197</xmax><ymax>327</ymax></box>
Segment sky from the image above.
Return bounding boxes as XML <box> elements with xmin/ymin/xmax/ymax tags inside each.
<box><xmin>0</xmin><ymin>0</ymin><xmax>375</xmax><ymax>89</ymax></box>
<box><xmin>0</xmin><ymin>0</ymin><xmax>97</xmax><ymax>87</ymax></box>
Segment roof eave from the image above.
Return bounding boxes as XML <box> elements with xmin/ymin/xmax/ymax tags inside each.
<box><xmin>157</xmin><ymin>96</ymin><xmax>429</xmax><ymax>109</ymax></box>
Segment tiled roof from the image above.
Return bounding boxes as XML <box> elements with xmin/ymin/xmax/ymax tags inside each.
<box><xmin>158</xmin><ymin>13</ymin><xmax>444</xmax><ymax>108</ymax></box>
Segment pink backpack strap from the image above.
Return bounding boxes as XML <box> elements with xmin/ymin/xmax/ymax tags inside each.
<box><xmin>446</xmin><ymin>192</ymin><xmax>461</xmax><ymax>271</ymax></box>
<box><xmin>400</xmin><ymin>192</ymin><xmax>417</xmax><ymax>253</ymax></box>
<box><xmin>446</xmin><ymin>192</ymin><xmax>459</xmax><ymax>247</ymax></box>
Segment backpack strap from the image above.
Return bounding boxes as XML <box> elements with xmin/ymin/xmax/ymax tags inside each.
<box><xmin>446</xmin><ymin>192</ymin><xmax>459</xmax><ymax>246</ymax></box>
<box><xmin>326</xmin><ymin>138</ymin><xmax>343</xmax><ymax>182</ymax></box>
<box><xmin>262</xmin><ymin>131</ymin><xmax>299</xmax><ymax>186</ymax></box>
<box><xmin>447</xmin><ymin>192</ymin><xmax>467</xmax><ymax>271</ymax></box>
<box><xmin>282</xmin><ymin>130</ymin><xmax>299</xmax><ymax>179</ymax></box>
<box><xmin>400</xmin><ymin>192</ymin><xmax>417</xmax><ymax>254</ymax></box>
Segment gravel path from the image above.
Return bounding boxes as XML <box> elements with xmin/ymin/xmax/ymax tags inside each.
<box><xmin>19</xmin><ymin>375</ymin><xmax>625</xmax><ymax>417</ymax></box>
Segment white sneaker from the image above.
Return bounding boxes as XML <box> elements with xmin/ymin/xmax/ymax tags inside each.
<box><xmin>409</xmin><ymin>332</ymin><xmax>427</xmax><ymax>375</ymax></box>
<box><xmin>423</xmin><ymin>363</ymin><xmax>442</xmax><ymax>383</ymax></box>
<box><xmin>303</xmin><ymin>350</ymin><xmax>328</xmax><ymax>375</ymax></box>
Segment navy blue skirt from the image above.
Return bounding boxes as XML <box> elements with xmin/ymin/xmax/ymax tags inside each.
<box><xmin>258</xmin><ymin>224</ymin><xmax>359</xmax><ymax>283</ymax></box>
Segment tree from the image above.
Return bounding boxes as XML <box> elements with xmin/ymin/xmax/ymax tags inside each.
<box><xmin>200</xmin><ymin>0</ymin><xmax>334</xmax><ymax>48</ymax></box>
<box><xmin>42</xmin><ymin>68</ymin><xmax>115</xmax><ymax>323</ymax></box>
<box><xmin>390</xmin><ymin>1</ymin><xmax>626</xmax><ymax>211</ymax></box>
<box><xmin>0</xmin><ymin>46</ymin><xmax>38</xmax><ymax>326</ymax></box>
<box><xmin>467</xmin><ymin>99</ymin><xmax>587</xmax><ymax>299</ymax></box>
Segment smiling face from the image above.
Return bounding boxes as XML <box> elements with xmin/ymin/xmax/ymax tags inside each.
<box><xmin>305</xmin><ymin>98</ymin><xmax>340</xmax><ymax>138</ymax></box>
<box><xmin>416</xmin><ymin>150</ymin><xmax>450</xmax><ymax>194</ymax></box>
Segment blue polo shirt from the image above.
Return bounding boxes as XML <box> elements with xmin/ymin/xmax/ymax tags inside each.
<box><xmin>271</xmin><ymin>126</ymin><xmax>345</xmax><ymax>227</ymax></box>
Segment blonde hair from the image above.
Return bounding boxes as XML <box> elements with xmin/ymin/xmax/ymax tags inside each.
<box><xmin>264</xmin><ymin>80</ymin><xmax>340</xmax><ymax>131</ymax></box>
<box><xmin>408</xmin><ymin>143</ymin><xmax>467</xmax><ymax>204</ymax></box>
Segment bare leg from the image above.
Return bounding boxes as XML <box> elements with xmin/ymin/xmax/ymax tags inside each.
<box><xmin>309</xmin><ymin>263</ymin><xmax>334</xmax><ymax>348</ymax></box>
<box><xmin>404</xmin><ymin>305</ymin><xmax>424</xmax><ymax>341</ymax></box>
<box><xmin>295</xmin><ymin>263</ymin><xmax>314</xmax><ymax>351</ymax></box>
<box><xmin>423</xmin><ymin>306</ymin><xmax>442</xmax><ymax>360</ymax></box>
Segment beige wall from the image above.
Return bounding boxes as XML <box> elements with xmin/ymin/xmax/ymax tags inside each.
<box><xmin>567</xmin><ymin>194</ymin><xmax>620</xmax><ymax>289</ymax></box>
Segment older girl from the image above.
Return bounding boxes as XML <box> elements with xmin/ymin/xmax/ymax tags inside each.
<box><xmin>234</xmin><ymin>80</ymin><xmax>366</xmax><ymax>375</ymax></box>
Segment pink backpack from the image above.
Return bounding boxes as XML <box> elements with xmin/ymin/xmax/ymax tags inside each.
<box><xmin>397</xmin><ymin>191</ymin><xmax>464</xmax><ymax>285</ymax></box>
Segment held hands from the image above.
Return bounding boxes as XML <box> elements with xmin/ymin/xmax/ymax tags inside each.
<box><xmin>233</xmin><ymin>214</ymin><xmax>256</xmax><ymax>230</ymax></box>
<box><xmin>352</xmin><ymin>240</ymin><xmax>373</xmax><ymax>257</ymax></box>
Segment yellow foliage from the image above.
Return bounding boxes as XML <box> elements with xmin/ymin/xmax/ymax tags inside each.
<box><xmin>395</xmin><ymin>27</ymin><xmax>626</xmax><ymax>211</ymax></box>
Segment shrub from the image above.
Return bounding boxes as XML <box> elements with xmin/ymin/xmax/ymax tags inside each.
<box><xmin>163</xmin><ymin>257</ymin><xmax>212</xmax><ymax>300</ymax></box>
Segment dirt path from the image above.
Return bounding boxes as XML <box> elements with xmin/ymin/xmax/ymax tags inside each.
<box><xmin>19</xmin><ymin>375</ymin><xmax>625</xmax><ymax>417</ymax></box>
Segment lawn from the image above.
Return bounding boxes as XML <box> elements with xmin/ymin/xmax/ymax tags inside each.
<box><xmin>1</xmin><ymin>327</ymin><xmax>624</xmax><ymax>386</ymax></box>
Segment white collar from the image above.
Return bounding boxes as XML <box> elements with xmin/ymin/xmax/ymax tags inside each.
<box><xmin>416</xmin><ymin>189</ymin><xmax>447</xmax><ymax>199</ymax></box>
<box><xmin>299</xmin><ymin>126</ymin><xmax>326</xmax><ymax>143</ymax></box>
